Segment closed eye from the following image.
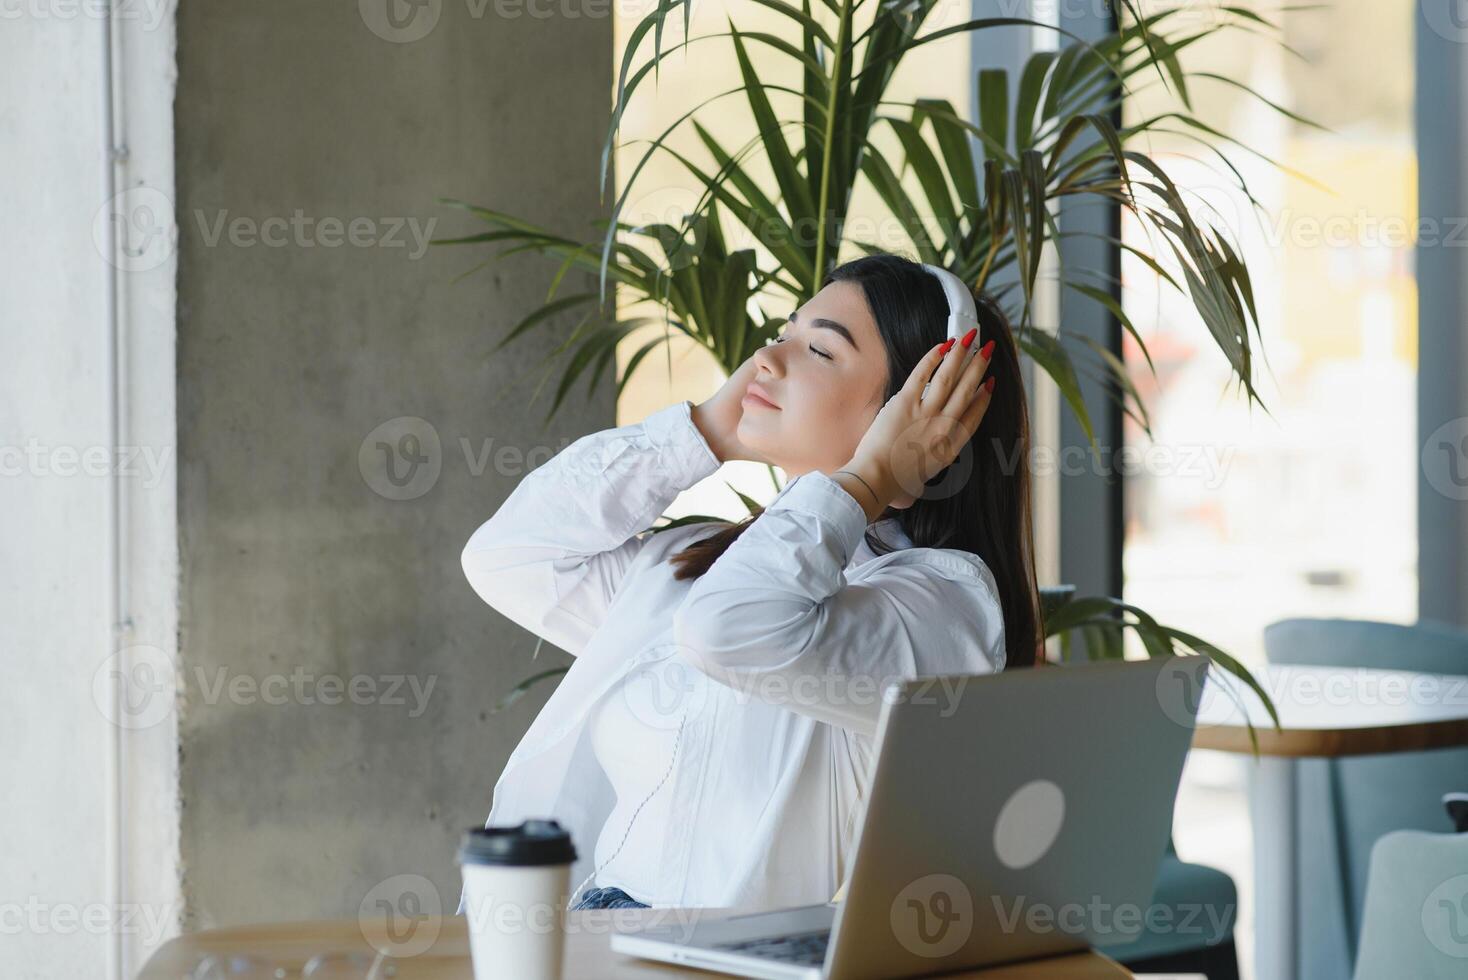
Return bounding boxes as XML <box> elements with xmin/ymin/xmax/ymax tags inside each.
<box><xmin>769</xmin><ymin>333</ymin><xmax>832</xmax><ymax>361</ymax></box>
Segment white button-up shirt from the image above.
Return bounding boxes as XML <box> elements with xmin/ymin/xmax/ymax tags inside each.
<box><xmin>458</xmin><ymin>399</ymin><xmax>1006</xmax><ymax>912</ymax></box>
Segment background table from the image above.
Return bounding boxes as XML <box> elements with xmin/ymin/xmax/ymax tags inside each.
<box><xmin>1190</xmin><ymin>662</ymin><xmax>1468</xmax><ymax>979</ymax></box>
<box><xmin>138</xmin><ymin>910</ymin><xmax>1136</xmax><ymax>978</ymax></box>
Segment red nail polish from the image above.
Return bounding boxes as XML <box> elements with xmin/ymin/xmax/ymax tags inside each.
<box><xmin>940</xmin><ymin>338</ymin><xmax>956</xmax><ymax>354</ymax></box>
<box><xmin>982</xmin><ymin>376</ymin><xmax>996</xmax><ymax>393</ymax></box>
<box><xmin>960</xmin><ymin>327</ymin><xmax>978</xmax><ymax>348</ymax></box>
<box><xmin>979</xmin><ymin>339</ymin><xmax>995</xmax><ymax>360</ymax></box>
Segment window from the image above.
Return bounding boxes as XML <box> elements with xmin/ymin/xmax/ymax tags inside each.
<box><xmin>1121</xmin><ymin>4</ymin><xmax>1417</xmax><ymax>974</ymax></box>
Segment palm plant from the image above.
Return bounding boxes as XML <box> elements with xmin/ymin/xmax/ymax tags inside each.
<box><xmin>439</xmin><ymin>0</ymin><xmax>1311</xmax><ymax>749</ymax></box>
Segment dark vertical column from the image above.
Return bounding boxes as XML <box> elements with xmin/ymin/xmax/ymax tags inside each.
<box><xmin>1055</xmin><ymin>2</ymin><xmax>1124</xmax><ymax>608</ymax></box>
<box><xmin>1416</xmin><ymin>6</ymin><xmax>1468</xmax><ymax>626</ymax></box>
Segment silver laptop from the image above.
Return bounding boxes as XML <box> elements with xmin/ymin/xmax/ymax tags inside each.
<box><xmin>609</xmin><ymin>655</ymin><xmax>1210</xmax><ymax>979</ymax></box>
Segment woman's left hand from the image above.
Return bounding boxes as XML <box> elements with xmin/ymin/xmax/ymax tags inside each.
<box><xmin>848</xmin><ymin>335</ymin><xmax>997</xmax><ymax>508</ymax></box>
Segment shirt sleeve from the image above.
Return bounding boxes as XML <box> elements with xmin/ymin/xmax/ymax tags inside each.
<box><xmin>670</xmin><ymin>470</ymin><xmax>1006</xmax><ymax>737</ymax></box>
<box><xmin>461</xmin><ymin>399</ymin><xmax>722</xmax><ymax>657</ymax></box>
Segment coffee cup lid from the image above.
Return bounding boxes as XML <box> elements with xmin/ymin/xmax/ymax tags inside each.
<box><xmin>458</xmin><ymin>819</ymin><xmax>577</xmax><ymax>867</ymax></box>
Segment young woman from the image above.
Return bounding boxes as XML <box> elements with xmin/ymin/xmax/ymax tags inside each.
<box><xmin>459</xmin><ymin>252</ymin><xmax>1041</xmax><ymax>914</ymax></box>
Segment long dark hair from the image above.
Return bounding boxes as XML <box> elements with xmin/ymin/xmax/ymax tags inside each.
<box><xmin>668</xmin><ymin>252</ymin><xmax>1042</xmax><ymax>669</ymax></box>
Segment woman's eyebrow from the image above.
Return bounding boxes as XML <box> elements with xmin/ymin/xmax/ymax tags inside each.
<box><xmin>788</xmin><ymin>310</ymin><xmax>860</xmax><ymax>352</ymax></box>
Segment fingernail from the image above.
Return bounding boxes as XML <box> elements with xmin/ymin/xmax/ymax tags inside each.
<box><xmin>960</xmin><ymin>327</ymin><xmax>978</xmax><ymax>348</ymax></box>
<box><xmin>979</xmin><ymin>339</ymin><xmax>995</xmax><ymax>360</ymax></box>
<box><xmin>982</xmin><ymin>376</ymin><xmax>996</xmax><ymax>393</ymax></box>
<box><xmin>940</xmin><ymin>338</ymin><xmax>956</xmax><ymax>354</ymax></box>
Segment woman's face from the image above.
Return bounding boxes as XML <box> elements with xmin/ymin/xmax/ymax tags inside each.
<box><xmin>737</xmin><ymin>280</ymin><xmax>892</xmax><ymax>477</ymax></box>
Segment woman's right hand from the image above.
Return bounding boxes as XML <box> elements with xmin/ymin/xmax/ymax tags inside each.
<box><xmin>690</xmin><ymin>353</ymin><xmax>773</xmax><ymax>465</ymax></box>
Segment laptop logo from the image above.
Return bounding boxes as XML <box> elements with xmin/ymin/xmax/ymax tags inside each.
<box><xmin>890</xmin><ymin>873</ymin><xmax>974</xmax><ymax>957</ymax></box>
<box><xmin>994</xmin><ymin>779</ymin><xmax>1066</xmax><ymax>870</ymax></box>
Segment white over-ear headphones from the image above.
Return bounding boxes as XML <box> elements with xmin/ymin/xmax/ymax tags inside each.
<box><xmin>919</xmin><ymin>263</ymin><xmax>981</xmax><ymax>401</ymax></box>
<box><xmin>920</xmin><ymin>262</ymin><xmax>981</xmax><ymax>340</ymax></box>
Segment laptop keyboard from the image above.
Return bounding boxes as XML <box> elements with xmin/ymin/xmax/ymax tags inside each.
<box><xmin>712</xmin><ymin>928</ymin><xmax>831</xmax><ymax>966</ymax></box>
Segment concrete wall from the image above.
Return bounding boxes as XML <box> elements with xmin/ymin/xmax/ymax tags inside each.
<box><xmin>173</xmin><ymin>0</ymin><xmax>613</xmax><ymax>931</ymax></box>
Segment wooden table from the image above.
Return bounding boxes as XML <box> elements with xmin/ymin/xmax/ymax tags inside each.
<box><xmin>138</xmin><ymin>910</ymin><xmax>1135</xmax><ymax>978</ymax></box>
<box><xmin>1188</xmin><ymin>662</ymin><xmax>1468</xmax><ymax>980</ymax></box>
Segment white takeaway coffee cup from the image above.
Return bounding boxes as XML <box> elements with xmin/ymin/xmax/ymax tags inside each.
<box><xmin>457</xmin><ymin>819</ymin><xmax>578</xmax><ymax>980</ymax></box>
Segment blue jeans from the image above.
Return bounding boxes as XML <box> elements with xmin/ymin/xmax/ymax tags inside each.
<box><xmin>570</xmin><ymin>885</ymin><xmax>650</xmax><ymax>910</ymax></box>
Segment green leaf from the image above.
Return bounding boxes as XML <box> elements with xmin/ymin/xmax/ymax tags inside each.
<box><xmin>1074</xmin><ymin>331</ymin><xmax>1153</xmax><ymax>438</ymax></box>
<box><xmin>490</xmin><ymin>665</ymin><xmax>570</xmax><ymax>714</ymax></box>
<box><xmin>724</xmin><ymin>481</ymin><xmax>765</xmax><ymax>517</ymax></box>
<box><xmin>915</xmin><ymin>98</ymin><xmax>981</xmax><ymax>216</ymax></box>
<box><xmin>1020</xmin><ymin>328</ymin><xmax>1095</xmax><ymax>448</ymax></box>
<box><xmin>729</xmin><ymin>23</ymin><xmax>819</xmax><ymax>230</ymax></box>
<box><xmin>884</xmin><ymin>115</ymin><xmax>962</xmax><ymax>254</ymax></box>
<box><xmin>1065</xmin><ymin>281</ymin><xmax>1155</xmax><ymax>380</ymax></box>
<box><xmin>645</xmin><ymin>513</ymin><xmax>734</xmax><ymax>534</ymax></box>
<box><xmin>1014</xmin><ymin>50</ymin><xmax>1058</xmax><ymax>151</ymax></box>
<box><xmin>977</xmin><ymin>69</ymin><xmax>1009</xmax><ymax>155</ymax></box>
<box><xmin>859</xmin><ymin>140</ymin><xmax>942</xmax><ymax>265</ymax></box>
<box><xmin>491</xmin><ymin>293</ymin><xmax>597</xmax><ymax>355</ymax></box>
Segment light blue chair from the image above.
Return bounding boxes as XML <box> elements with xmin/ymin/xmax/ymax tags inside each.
<box><xmin>1354</xmin><ymin>803</ymin><xmax>1468</xmax><ymax>979</ymax></box>
<box><xmin>1093</xmin><ymin>836</ymin><xmax>1240</xmax><ymax>978</ymax></box>
<box><xmin>1263</xmin><ymin>617</ymin><xmax>1468</xmax><ymax>978</ymax></box>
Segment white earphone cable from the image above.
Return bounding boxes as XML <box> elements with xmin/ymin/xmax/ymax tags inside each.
<box><xmin>566</xmin><ymin>700</ymin><xmax>690</xmax><ymax>910</ymax></box>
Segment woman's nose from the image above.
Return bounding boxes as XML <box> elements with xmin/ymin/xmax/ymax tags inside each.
<box><xmin>753</xmin><ymin>341</ymin><xmax>784</xmax><ymax>378</ymax></box>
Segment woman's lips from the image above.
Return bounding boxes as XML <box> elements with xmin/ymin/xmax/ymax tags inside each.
<box><xmin>742</xmin><ymin>384</ymin><xmax>780</xmax><ymax>409</ymax></box>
